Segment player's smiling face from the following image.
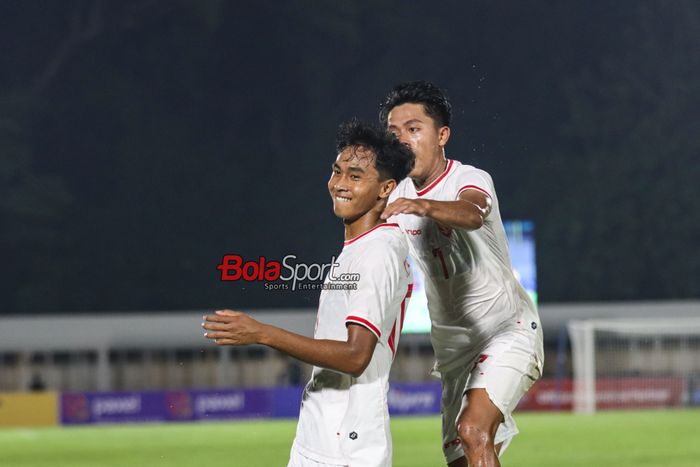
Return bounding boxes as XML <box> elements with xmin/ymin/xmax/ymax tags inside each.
<box><xmin>387</xmin><ymin>102</ymin><xmax>450</xmax><ymax>185</ymax></box>
<box><xmin>328</xmin><ymin>146</ymin><xmax>386</xmax><ymax>223</ymax></box>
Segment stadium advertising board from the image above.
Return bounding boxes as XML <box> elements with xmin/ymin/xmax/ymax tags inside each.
<box><xmin>60</xmin><ymin>385</ymin><xmax>445</xmax><ymax>425</ymax></box>
<box><xmin>517</xmin><ymin>377</ymin><xmax>687</xmax><ymax>411</ymax></box>
<box><xmin>61</xmin><ymin>392</ymin><xmax>166</xmax><ymax>424</ymax></box>
<box><xmin>689</xmin><ymin>376</ymin><xmax>700</xmax><ymax>406</ymax></box>
<box><xmin>387</xmin><ymin>383</ymin><xmax>441</xmax><ymax>415</ymax></box>
<box><xmin>0</xmin><ymin>392</ymin><xmax>59</xmax><ymax>427</ymax></box>
<box><xmin>61</xmin><ymin>389</ymin><xmax>269</xmax><ymax>424</ymax></box>
<box><xmin>57</xmin><ymin>376</ymin><xmax>692</xmax><ymax>426</ymax></box>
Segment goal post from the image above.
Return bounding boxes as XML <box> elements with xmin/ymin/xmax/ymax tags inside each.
<box><xmin>568</xmin><ymin>317</ymin><xmax>700</xmax><ymax>413</ymax></box>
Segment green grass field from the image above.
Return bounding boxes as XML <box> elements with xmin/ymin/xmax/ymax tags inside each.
<box><xmin>1</xmin><ymin>409</ymin><xmax>699</xmax><ymax>466</ymax></box>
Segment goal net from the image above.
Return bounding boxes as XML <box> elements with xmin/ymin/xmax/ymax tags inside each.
<box><xmin>568</xmin><ymin>317</ymin><xmax>700</xmax><ymax>413</ymax></box>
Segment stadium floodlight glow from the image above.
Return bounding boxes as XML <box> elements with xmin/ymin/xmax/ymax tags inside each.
<box><xmin>568</xmin><ymin>317</ymin><xmax>700</xmax><ymax>414</ymax></box>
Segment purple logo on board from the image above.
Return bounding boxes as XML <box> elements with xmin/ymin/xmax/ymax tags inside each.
<box><xmin>166</xmin><ymin>391</ymin><xmax>193</xmax><ymax>420</ymax></box>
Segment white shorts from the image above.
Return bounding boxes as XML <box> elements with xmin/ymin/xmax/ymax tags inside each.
<box><xmin>440</xmin><ymin>329</ymin><xmax>543</xmax><ymax>464</ymax></box>
<box><xmin>288</xmin><ymin>442</ymin><xmax>347</xmax><ymax>467</ymax></box>
<box><xmin>288</xmin><ymin>439</ymin><xmax>393</xmax><ymax>467</ymax></box>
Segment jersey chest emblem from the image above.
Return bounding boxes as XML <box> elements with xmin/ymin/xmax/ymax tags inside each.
<box><xmin>436</xmin><ymin>223</ymin><xmax>453</xmax><ymax>237</ymax></box>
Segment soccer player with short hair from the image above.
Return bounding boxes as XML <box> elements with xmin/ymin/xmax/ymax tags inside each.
<box><xmin>203</xmin><ymin>119</ymin><xmax>414</xmax><ymax>467</ymax></box>
<box><xmin>379</xmin><ymin>81</ymin><xmax>544</xmax><ymax>467</ymax></box>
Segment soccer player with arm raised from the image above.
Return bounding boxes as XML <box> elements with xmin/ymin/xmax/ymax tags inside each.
<box><xmin>203</xmin><ymin>119</ymin><xmax>414</xmax><ymax>467</ymax></box>
<box><xmin>379</xmin><ymin>81</ymin><xmax>544</xmax><ymax>467</ymax></box>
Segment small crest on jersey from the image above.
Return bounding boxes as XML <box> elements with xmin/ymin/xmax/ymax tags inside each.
<box><xmin>349</xmin><ymin>431</ymin><xmax>358</xmax><ymax>440</ymax></box>
<box><xmin>472</xmin><ymin>354</ymin><xmax>489</xmax><ymax>371</ymax></box>
<box><xmin>531</xmin><ymin>322</ymin><xmax>538</xmax><ymax>330</ymax></box>
<box><xmin>437</xmin><ymin>223</ymin><xmax>453</xmax><ymax>237</ymax></box>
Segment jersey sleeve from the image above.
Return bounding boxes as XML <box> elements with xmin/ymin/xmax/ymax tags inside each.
<box><xmin>344</xmin><ymin>239</ymin><xmax>405</xmax><ymax>340</ymax></box>
<box><xmin>451</xmin><ymin>166</ymin><xmax>495</xmax><ymax>201</ymax></box>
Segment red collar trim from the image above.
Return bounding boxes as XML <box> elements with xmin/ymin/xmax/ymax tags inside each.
<box><xmin>344</xmin><ymin>223</ymin><xmax>399</xmax><ymax>246</ymax></box>
<box><xmin>415</xmin><ymin>159</ymin><xmax>455</xmax><ymax>196</ymax></box>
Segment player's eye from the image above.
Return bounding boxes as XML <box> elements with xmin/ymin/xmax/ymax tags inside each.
<box><xmin>350</xmin><ymin>175</ymin><xmax>361</xmax><ymax>181</ymax></box>
<box><xmin>409</xmin><ymin>127</ymin><xmax>419</xmax><ymax>133</ymax></box>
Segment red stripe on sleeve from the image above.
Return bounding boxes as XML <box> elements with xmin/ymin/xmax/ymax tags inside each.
<box><xmin>346</xmin><ymin>315</ymin><xmax>381</xmax><ymax>338</ymax></box>
<box><xmin>457</xmin><ymin>184</ymin><xmax>491</xmax><ymax>198</ymax></box>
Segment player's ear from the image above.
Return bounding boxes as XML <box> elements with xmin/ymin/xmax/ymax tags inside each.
<box><xmin>438</xmin><ymin>126</ymin><xmax>450</xmax><ymax>147</ymax></box>
<box><xmin>378</xmin><ymin>179</ymin><xmax>397</xmax><ymax>200</ymax></box>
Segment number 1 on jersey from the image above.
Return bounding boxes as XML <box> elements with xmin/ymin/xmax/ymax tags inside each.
<box><xmin>432</xmin><ymin>247</ymin><xmax>449</xmax><ymax>279</ymax></box>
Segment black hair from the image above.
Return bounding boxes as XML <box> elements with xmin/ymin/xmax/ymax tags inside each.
<box><xmin>335</xmin><ymin>119</ymin><xmax>415</xmax><ymax>182</ymax></box>
<box><xmin>379</xmin><ymin>80</ymin><xmax>452</xmax><ymax>128</ymax></box>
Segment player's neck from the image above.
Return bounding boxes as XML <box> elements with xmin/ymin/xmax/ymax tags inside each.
<box><xmin>343</xmin><ymin>210</ymin><xmax>385</xmax><ymax>243</ymax></box>
<box><xmin>413</xmin><ymin>156</ymin><xmax>448</xmax><ymax>191</ymax></box>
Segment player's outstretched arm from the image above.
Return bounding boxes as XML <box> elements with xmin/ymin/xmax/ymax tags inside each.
<box><xmin>203</xmin><ymin>310</ymin><xmax>377</xmax><ymax>378</ymax></box>
<box><xmin>381</xmin><ymin>189</ymin><xmax>491</xmax><ymax>231</ymax></box>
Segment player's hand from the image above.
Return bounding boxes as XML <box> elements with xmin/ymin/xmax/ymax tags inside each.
<box><xmin>202</xmin><ymin>310</ymin><xmax>263</xmax><ymax>345</ymax></box>
<box><xmin>381</xmin><ymin>198</ymin><xmax>431</xmax><ymax>220</ymax></box>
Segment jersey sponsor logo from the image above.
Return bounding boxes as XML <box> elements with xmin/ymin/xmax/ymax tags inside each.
<box><xmin>349</xmin><ymin>431</ymin><xmax>358</xmax><ymax>440</ymax></box>
<box><xmin>216</xmin><ymin>254</ymin><xmax>359</xmax><ymax>291</ymax></box>
<box><xmin>405</xmin><ymin>228</ymin><xmax>422</xmax><ymax>236</ymax></box>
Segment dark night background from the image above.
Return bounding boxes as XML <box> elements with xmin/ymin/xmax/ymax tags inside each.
<box><xmin>1</xmin><ymin>1</ymin><xmax>698</xmax><ymax>315</ymax></box>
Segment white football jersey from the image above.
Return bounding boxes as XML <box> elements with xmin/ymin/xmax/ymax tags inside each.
<box><xmin>292</xmin><ymin>223</ymin><xmax>413</xmax><ymax>467</ymax></box>
<box><xmin>389</xmin><ymin>159</ymin><xmax>543</xmax><ymax>373</ymax></box>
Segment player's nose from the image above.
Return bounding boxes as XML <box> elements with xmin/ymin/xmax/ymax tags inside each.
<box><xmin>329</xmin><ymin>175</ymin><xmax>344</xmax><ymax>192</ymax></box>
<box><xmin>333</xmin><ymin>175</ymin><xmax>350</xmax><ymax>191</ymax></box>
<box><xmin>331</xmin><ymin>181</ymin><xmax>346</xmax><ymax>194</ymax></box>
<box><xmin>397</xmin><ymin>133</ymin><xmax>412</xmax><ymax>147</ymax></box>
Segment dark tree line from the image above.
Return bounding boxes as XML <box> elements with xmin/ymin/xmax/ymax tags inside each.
<box><xmin>1</xmin><ymin>0</ymin><xmax>698</xmax><ymax>314</ymax></box>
